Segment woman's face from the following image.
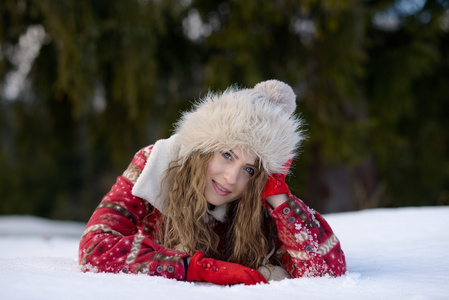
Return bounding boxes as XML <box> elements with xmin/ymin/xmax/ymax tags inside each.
<box><xmin>204</xmin><ymin>149</ymin><xmax>257</xmax><ymax>206</ymax></box>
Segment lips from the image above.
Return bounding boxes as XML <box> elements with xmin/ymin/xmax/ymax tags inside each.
<box><xmin>212</xmin><ymin>180</ymin><xmax>231</xmax><ymax>196</ymax></box>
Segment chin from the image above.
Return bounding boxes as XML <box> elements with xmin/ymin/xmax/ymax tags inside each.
<box><xmin>205</xmin><ymin>193</ymin><xmax>234</xmax><ymax>207</ymax></box>
<box><xmin>206</xmin><ymin>198</ymin><xmax>226</xmax><ymax>207</ymax></box>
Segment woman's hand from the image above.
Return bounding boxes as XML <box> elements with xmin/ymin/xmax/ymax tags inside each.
<box><xmin>265</xmin><ymin>193</ymin><xmax>289</xmax><ymax>209</ymax></box>
<box><xmin>261</xmin><ymin>158</ymin><xmax>292</xmax><ymax>208</ymax></box>
<box><xmin>186</xmin><ymin>251</ymin><xmax>267</xmax><ymax>285</ymax></box>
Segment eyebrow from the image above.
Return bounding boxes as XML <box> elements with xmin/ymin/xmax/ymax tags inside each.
<box><xmin>229</xmin><ymin>149</ymin><xmax>240</xmax><ymax>160</ymax></box>
<box><xmin>230</xmin><ymin>149</ymin><xmax>258</xmax><ymax>168</ymax></box>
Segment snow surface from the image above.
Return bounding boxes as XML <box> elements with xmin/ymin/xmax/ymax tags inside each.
<box><xmin>1</xmin><ymin>207</ymin><xmax>448</xmax><ymax>300</ymax></box>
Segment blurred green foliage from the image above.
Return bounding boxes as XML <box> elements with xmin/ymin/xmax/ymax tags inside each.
<box><xmin>0</xmin><ymin>0</ymin><xmax>448</xmax><ymax>220</ymax></box>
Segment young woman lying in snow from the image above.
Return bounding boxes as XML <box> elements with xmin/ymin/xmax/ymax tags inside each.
<box><xmin>78</xmin><ymin>80</ymin><xmax>346</xmax><ymax>285</ymax></box>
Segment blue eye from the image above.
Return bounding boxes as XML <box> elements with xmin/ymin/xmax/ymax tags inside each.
<box><xmin>244</xmin><ymin>166</ymin><xmax>255</xmax><ymax>176</ymax></box>
<box><xmin>222</xmin><ymin>152</ymin><xmax>232</xmax><ymax>160</ymax></box>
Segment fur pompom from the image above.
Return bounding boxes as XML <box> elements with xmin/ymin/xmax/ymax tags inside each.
<box><xmin>254</xmin><ymin>79</ymin><xmax>296</xmax><ymax>116</ymax></box>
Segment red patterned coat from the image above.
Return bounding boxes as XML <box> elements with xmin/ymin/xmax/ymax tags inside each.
<box><xmin>79</xmin><ymin>145</ymin><xmax>346</xmax><ymax>281</ymax></box>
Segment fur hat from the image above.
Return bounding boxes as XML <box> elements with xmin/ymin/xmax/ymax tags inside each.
<box><xmin>174</xmin><ymin>79</ymin><xmax>304</xmax><ymax>174</ymax></box>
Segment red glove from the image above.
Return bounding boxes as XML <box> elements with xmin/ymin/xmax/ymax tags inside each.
<box><xmin>186</xmin><ymin>251</ymin><xmax>267</xmax><ymax>286</ymax></box>
<box><xmin>261</xmin><ymin>158</ymin><xmax>293</xmax><ymax>201</ymax></box>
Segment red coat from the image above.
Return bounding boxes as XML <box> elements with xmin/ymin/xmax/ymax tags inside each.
<box><xmin>79</xmin><ymin>145</ymin><xmax>346</xmax><ymax>281</ymax></box>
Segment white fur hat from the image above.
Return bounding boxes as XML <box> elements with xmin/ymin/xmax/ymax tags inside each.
<box><xmin>174</xmin><ymin>79</ymin><xmax>305</xmax><ymax>174</ymax></box>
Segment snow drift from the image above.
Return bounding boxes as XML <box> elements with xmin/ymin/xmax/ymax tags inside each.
<box><xmin>1</xmin><ymin>206</ymin><xmax>448</xmax><ymax>300</ymax></box>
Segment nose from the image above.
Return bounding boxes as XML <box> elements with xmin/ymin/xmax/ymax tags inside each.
<box><xmin>223</xmin><ymin>165</ymin><xmax>239</xmax><ymax>185</ymax></box>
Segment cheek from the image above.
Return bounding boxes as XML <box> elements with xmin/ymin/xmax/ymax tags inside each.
<box><xmin>205</xmin><ymin>162</ymin><xmax>212</xmax><ymax>177</ymax></box>
<box><xmin>206</xmin><ymin>156</ymin><xmax>220</xmax><ymax>176</ymax></box>
<box><xmin>236</xmin><ymin>175</ymin><xmax>251</xmax><ymax>194</ymax></box>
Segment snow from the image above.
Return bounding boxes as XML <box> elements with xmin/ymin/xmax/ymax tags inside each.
<box><xmin>1</xmin><ymin>207</ymin><xmax>448</xmax><ymax>300</ymax></box>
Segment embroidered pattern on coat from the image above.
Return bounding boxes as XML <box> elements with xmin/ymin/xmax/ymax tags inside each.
<box><xmin>123</xmin><ymin>163</ymin><xmax>142</xmax><ymax>184</ymax></box>
<box><xmin>318</xmin><ymin>234</ymin><xmax>339</xmax><ymax>256</ymax></box>
<box><xmin>82</xmin><ymin>224</ymin><xmax>124</xmax><ymax>238</ymax></box>
<box><xmin>125</xmin><ymin>234</ymin><xmax>146</xmax><ymax>264</ymax></box>
<box><xmin>97</xmin><ymin>201</ymin><xmax>136</xmax><ymax>224</ymax></box>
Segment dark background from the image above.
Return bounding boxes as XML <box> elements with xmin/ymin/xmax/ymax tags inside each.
<box><xmin>1</xmin><ymin>0</ymin><xmax>448</xmax><ymax>221</ymax></box>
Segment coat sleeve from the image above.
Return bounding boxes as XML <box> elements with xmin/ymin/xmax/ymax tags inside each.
<box><xmin>270</xmin><ymin>195</ymin><xmax>346</xmax><ymax>278</ymax></box>
<box><xmin>78</xmin><ymin>146</ymin><xmax>189</xmax><ymax>280</ymax></box>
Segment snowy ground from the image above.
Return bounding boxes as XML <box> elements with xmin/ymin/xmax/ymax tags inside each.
<box><xmin>1</xmin><ymin>206</ymin><xmax>448</xmax><ymax>300</ymax></box>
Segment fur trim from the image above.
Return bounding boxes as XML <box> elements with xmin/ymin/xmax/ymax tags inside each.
<box><xmin>175</xmin><ymin>80</ymin><xmax>304</xmax><ymax>174</ymax></box>
<box><xmin>258</xmin><ymin>264</ymin><xmax>291</xmax><ymax>282</ymax></box>
<box><xmin>132</xmin><ymin>135</ymin><xmax>181</xmax><ymax>214</ymax></box>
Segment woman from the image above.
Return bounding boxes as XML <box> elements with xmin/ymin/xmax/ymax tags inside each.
<box><xmin>78</xmin><ymin>80</ymin><xmax>346</xmax><ymax>285</ymax></box>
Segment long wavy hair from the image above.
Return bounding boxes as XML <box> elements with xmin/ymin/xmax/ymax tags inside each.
<box><xmin>159</xmin><ymin>150</ymin><xmax>278</xmax><ymax>269</ymax></box>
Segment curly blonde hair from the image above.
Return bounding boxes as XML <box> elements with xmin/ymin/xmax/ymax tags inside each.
<box><xmin>160</xmin><ymin>151</ymin><xmax>277</xmax><ymax>269</ymax></box>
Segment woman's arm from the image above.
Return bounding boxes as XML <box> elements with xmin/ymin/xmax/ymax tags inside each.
<box><xmin>268</xmin><ymin>194</ymin><xmax>347</xmax><ymax>278</ymax></box>
<box><xmin>78</xmin><ymin>146</ymin><xmax>189</xmax><ymax>280</ymax></box>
